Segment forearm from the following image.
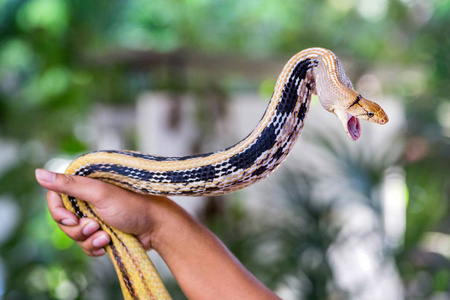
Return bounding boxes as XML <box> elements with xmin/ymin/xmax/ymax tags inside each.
<box><xmin>36</xmin><ymin>169</ymin><xmax>278</xmax><ymax>299</ymax></box>
<box><xmin>152</xmin><ymin>201</ymin><xmax>280</xmax><ymax>300</ymax></box>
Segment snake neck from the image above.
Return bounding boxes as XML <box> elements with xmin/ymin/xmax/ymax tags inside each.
<box><xmin>67</xmin><ymin>48</ymin><xmax>345</xmax><ymax>196</ymax></box>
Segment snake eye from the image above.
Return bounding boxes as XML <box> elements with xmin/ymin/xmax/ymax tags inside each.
<box><xmin>367</xmin><ymin>112</ymin><xmax>374</xmax><ymax>118</ymax></box>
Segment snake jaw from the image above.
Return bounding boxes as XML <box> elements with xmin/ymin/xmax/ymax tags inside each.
<box><xmin>347</xmin><ymin>114</ymin><xmax>361</xmax><ymax>141</ymax></box>
<box><xmin>334</xmin><ymin>109</ymin><xmax>361</xmax><ymax>141</ymax></box>
<box><xmin>333</xmin><ymin>94</ymin><xmax>388</xmax><ymax>141</ymax></box>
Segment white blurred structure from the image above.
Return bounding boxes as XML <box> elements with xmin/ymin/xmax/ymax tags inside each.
<box><xmin>41</xmin><ymin>90</ymin><xmax>407</xmax><ymax>299</ymax></box>
<box><xmin>133</xmin><ymin>92</ymin><xmax>406</xmax><ymax>299</ymax></box>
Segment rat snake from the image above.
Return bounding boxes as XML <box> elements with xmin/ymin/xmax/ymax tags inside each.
<box><xmin>62</xmin><ymin>47</ymin><xmax>388</xmax><ymax>299</ymax></box>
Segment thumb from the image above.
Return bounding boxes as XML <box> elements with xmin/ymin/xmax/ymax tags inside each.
<box><xmin>35</xmin><ymin>168</ymin><xmax>110</xmax><ymax>207</ymax></box>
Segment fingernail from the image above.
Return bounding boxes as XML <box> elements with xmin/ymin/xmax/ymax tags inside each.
<box><xmin>92</xmin><ymin>248</ymin><xmax>106</xmax><ymax>256</ymax></box>
<box><xmin>93</xmin><ymin>235</ymin><xmax>109</xmax><ymax>248</ymax></box>
<box><xmin>35</xmin><ymin>169</ymin><xmax>56</xmax><ymax>183</ymax></box>
<box><xmin>82</xmin><ymin>222</ymin><xmax>99</xmax><ymax>236</ymax></box>
<box><xmin>61</xmin><ymin>218</ymin><xmax>77</xmax><ymax>226</ymax></box>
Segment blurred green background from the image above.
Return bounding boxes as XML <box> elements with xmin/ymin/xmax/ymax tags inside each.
<box><xmin>1</xmin><ymin>0</ymin><xmax>449</xmax><ymax>299</ymax></box>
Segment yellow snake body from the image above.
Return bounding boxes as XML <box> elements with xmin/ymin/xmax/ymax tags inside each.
<box><xmin>62</xmin><ymin>48</ymin><xmax>388</xmax><ymax>299</ymax></box>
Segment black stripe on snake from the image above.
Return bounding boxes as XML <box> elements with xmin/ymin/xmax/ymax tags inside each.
<box><xmin>62</xmin><ymin>48</ymin><xmax>389</xmax><ymax>299</ymax></box>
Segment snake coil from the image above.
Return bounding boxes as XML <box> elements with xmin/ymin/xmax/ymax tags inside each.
<box><xmin>63</xmin><ymin>48</ymin><xmax>388</xmax><ymax>299</ymax></box>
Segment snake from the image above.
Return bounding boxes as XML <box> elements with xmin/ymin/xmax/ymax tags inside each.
<box><xmin>62</xmin><ymin>47</ymin><xmax>388</xmax><ymax>299</ymax></box>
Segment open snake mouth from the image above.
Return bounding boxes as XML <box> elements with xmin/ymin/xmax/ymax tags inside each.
<box><xmin>347</xmin><ymin>116</ymin><xmax>361</xmax><ymax>141</ymax></box>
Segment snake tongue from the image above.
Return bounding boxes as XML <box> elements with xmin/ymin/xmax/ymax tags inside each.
<box><xmin>348</xmin><ymin>115</ymin><xmax>361</xmax><ymax>141</ymax></box>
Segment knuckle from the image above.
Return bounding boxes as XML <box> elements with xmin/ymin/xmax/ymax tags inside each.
<box><xmin>79</xmin><ymin>237</ymin><xmax>99</xmax><ymax>253</ymax></box>
<box><xmin>89</xmin><ymin>182</ymin><xmax>115</xmax><ymax>206</ymax></box>
<box><xmin>60</xmin><ymin>174</ymin><xmax>76</xmax><ymax>186</ymax></box>
<box><xmin>60</xmin><ymin>225</ymin><xmax>86</xmax><ymax>242</ymax></box>
<box><xmin>83</xmin><ymin>249</ymin><xmax>95</xmax><ymax>257</ymax></box>
<box><xmin>92</xmin><ymin>248</ymin><xmax>106</xmax><ymax>257</ymax></box>
<box><xmin>93</xmin><ymin>188</ymin><xmax>108</xmax><ymax>203</ymax></box>
<box><xmin>46</xmin><ymin>194</ymin><xmax>58</xmax><ymax>215</ymax></box>
<box><xmin>50</xmin><ymin>212</ymin><xmax>62</xmax><ymax>223</ymax></box>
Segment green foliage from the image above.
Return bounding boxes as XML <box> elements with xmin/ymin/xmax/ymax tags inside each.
<box><xmin>1</xmin><ymin>0</ymin><xmax>449</xmax><ymax>299</ymax></box>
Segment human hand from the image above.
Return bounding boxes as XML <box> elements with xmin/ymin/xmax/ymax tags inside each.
<box><xmin>35</xmin><ymin>169</ymin><xmax>176</xmax><ymax>256</ymax></box>
<box><xmin>36</xmin><ymin>169</ymin><xmax>280</xmax><ymax>299</ymax></box>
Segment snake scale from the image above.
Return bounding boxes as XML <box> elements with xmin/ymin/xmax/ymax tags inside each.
<box><xmin>62</xmin><ymin>48</ymin><xmax>388</xmax><ymax>299</ymax></box>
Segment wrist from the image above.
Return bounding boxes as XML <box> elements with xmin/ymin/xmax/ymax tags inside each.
<box><xmin>147</xmin><ymin>198</ymin><xmax>196</xmax><ymax>255</ymax></box>
<box><xmin>138</xmin><ymin>196</ymin><xmax>190</xmax><ymax>252</ymax></box>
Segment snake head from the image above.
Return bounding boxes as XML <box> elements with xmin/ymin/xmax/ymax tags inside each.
<box><xmin>334</xmin><ymin>94</ymin><xmax>389</xmax><ymax>141</ymax></box>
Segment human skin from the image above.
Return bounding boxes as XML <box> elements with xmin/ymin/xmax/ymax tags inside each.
<box><xmin>35</xmin><ymin>169</ymin><xmax>280</xmax><ymax>300</ymax></box>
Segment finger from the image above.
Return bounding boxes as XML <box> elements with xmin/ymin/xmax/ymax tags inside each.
<box><xmin>47</xmin><ymin>191</ymin><xmax>78</xmax><ymax>226</ymax></box>
<box><xmin>79</xmin><ymin>231</ymin><xmax>110</xmax><ymax>257</ymax></box>
<box><xmin>57</xmin><ymin>218</ymin><xmax>100</xmax><ymax>242</ymax></box>
<box><xmin>91</xmin><ymin>248</ymin><xmax>107</xmax><ymax>257</ymax></box>
<box><xmin>36</xmin><ymin>168</ymin><xmax>125</xmax><ymax>208</ymax></box>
